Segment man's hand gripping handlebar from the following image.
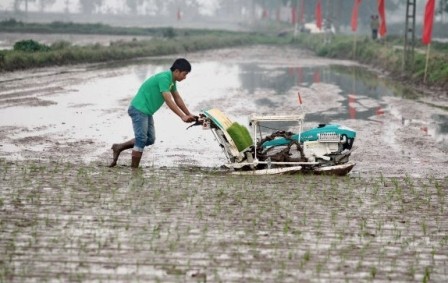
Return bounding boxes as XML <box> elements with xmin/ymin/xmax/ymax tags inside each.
<box><xmin>186</xmin><ymin>114</ymin><xmax>206</xmax><ymax>130</ymax></box>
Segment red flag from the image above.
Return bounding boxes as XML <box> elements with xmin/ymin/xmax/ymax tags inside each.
<box><xmin>377</xmin><ymin>0</ymin><xmax>387</xmax><ymax>36</ymax></box>
<box><xmin>313</xmin><ymin>70</ymin><xmax>321</xmax><ymax>83</ymax></box>
<box><xmin>297</xmin><ymin>67</ymin><xmax>303</xmax><ymax>84</ymax></box>
<box><xmin>315</xmin><ymin>0</ymin><xmax>322</xmax><ymax>30</ymax></box>
<box><xmin>300</xmin><ymin>0</ymin><xmax>305</xmax><ymax>24</ymax></box>
<box><xmin>351</xmin><ymin>0</ymin><xmax>362</xmax><ymax>32</ymax></box>
<box><xmin>177</xmin><ymin>8</ymin><xmax>181</xmax><ymax>20</ymax></box>
<box><xmin>348</xmin><ymin>95</ymin><xmax>357</xmax><ymax>119</ymax></box>
<box><xmin>291</xmin><ymin>5</ymin><xmax>297</xmax><ymax>25</ymax></box>
<box><xmin>422</xmin><ymin>0</ymin><xmax>436</xmax><ymax>45</ymax></box>
<box><xmin>262</xmin><ymin>9</ymin><xmax>268</xmax><ymax>19</ymax></box>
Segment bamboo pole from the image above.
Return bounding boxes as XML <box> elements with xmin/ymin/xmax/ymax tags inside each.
<box><xmin>294</xmin><ymin>4</ymin><xmax>299</xmax><ymax>38</ymax></box>
<box><xmin>424</xmin><ymin>44</ymin><xmax>431</xmax><ymax>83</ymax></box>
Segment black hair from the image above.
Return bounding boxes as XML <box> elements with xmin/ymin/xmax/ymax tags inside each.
<box><xmin>170</xmin><ymin>58</ymin><xmax>191</xmax><ymax>72</ymax></box>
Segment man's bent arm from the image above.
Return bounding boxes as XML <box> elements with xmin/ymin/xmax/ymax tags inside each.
<box><xmin>163</xmin><ymin>92</ymin><xmax>194</xmax><ymax>122</ymax></box>
<box><xmin>163</xmin><ymin>92</ymin><xmax>185</xmax><ymax>117</ymax></box>
<box><xmin>172</xmin><ymin>91</ymin><xmax>191</xmax><ymax>116</ymax></box>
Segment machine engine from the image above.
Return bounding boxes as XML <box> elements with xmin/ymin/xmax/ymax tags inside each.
<box><xmin>258</xmin><ymin>124</ymin><xmax>356</xmax><ymax>167</ymax></box>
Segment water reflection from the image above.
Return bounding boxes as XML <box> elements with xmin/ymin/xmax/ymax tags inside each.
<box><xmin>120</xmin><ymin>59</ymin><xmax>447</xmax><ymax>146</ymax></box>
<box><xmin>230</xmin><ymin>63</ymin><xmax>446</xmax><ymax>143</ymax></box>
<box><xmin>1</xmin><ymin>55</ymin><xmax>446</xmax><ymax>167</ymax></box>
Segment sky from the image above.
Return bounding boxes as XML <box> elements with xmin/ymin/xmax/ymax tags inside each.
<box><xmin>0</xmin><ymin>0</ymin><xmax>444</xmax><ymax>24</ymax></box>
<box><xmin>0</xmin><ymin>0</ymin><xmax>220</xmax><ymax>15</ymax></box>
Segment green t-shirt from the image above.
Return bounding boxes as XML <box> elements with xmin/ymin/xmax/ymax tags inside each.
<box><xmin>130</xmin><ymin>70</ymin><xmax>177</xmax><ymax>115</ymax></box>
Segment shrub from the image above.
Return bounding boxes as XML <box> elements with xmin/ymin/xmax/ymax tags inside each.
<box><xmin>51</xmin><ymin>40</ymin><xmax>72</xmax><ymax>50</ymax></box>
<box><xmin>162</xmin><ymin>27</ymin><xmax>176</xmax><ymax>39</ymax></box>
<box><xmin>1</xmin><ymin>18</ymin><xmax>22</xmax><ymax>27</ymax></box>
<box><xmin>0</xmin><ymin>51</ymin><xmax>5</xmax><ymax>66</ymax></box>
<box><xmin>14</xmin><ymin>40</ymin><xmax>50</xmax><ymax>52</ymax></box>
<box><xmin>4</xmin><ymin>52</ymin><xmax>32</xmax><ymax>70</ymax></box>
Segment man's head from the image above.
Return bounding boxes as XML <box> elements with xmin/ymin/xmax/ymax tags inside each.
<box><xmin>170</xmin><ymin>58</ymin><xmax>191</xmax><ymax>72</ymax></box>
<box><xmin>170</xmin><ymin>58</ymin><xmax>191</xmax><ymax>82</ymax></box>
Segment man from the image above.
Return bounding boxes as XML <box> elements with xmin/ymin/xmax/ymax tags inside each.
<box><xmin>109</xmin><ymin>58</ymin><xmax>196</xmax><ymax>168</ymax></box>
<box><xmin>370</xmin><ymin>15</ymin><xmax>380</xmax><ymax>40</ymax></box>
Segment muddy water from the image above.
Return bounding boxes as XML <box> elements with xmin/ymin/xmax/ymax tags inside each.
<box><xmin>0</xmin><ymin>46</ymin><xmax>447</xmax><ymax>177</ymax></box>
<box><xmin>1</xmin><ymin>45</ymin><xmax>448</xmax><ymax>283</ymax></box>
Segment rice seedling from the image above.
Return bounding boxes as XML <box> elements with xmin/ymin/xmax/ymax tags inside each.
<box><xmin>370</xmin><ymin>266</ymin><xmax>377</xmax><ymax>279</ymax></box>
<box><xmin>423</xmin><ymin>266</ymin><xmax>432</xmax><ymax>283</ymax></box>
<box><xmin>1</xmin><ymin>161</ymin><xmax>447</xmax><ymax>282</ymax></box>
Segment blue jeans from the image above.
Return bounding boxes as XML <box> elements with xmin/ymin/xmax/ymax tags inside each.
<box><xmin>128</xmin><ymin>105</ymin><xmax>155</xmax><ymax>152</ymax></box>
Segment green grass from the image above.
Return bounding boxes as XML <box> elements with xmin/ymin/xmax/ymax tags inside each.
<box><xmin>0</xmin><ymin>33</ymin><xmax>286</xmax><ymax>71</ymax></box>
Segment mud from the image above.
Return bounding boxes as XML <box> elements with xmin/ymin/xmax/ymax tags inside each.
<box><xmin>0</xmin><ymin>45</ymin><xmax>447</xmax><ymax>178</ymax></box>
<box><xmin>1</xmin><ymin>160</ymin><xmax>447</xmax><ymax>282</ymax></box>
<box><xmin>0</xmin><ymin>44</ymin><xmax>447</xmax><ymax>282</ymax></box>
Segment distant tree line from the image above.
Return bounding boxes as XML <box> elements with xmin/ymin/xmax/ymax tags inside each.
<box><xmin>13</xmin><ymin>0</ymin><xmax>56</xmax><ymax>12</ymax></box>
<box><xmin>9</xmin><ymin>0</ymin><xmax>448</xmax><ymax>25</ymax></box>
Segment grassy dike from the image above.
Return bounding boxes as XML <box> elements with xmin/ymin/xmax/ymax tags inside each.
<box><xmin>292</xmin><ymin>33</ymin><xmax>448</xmax><ymax>90</ymax></box>
<box><xmin>0</xmin><ymin>20</ymin><xmax>288</xmax><ymax>72</ymax></box>
<box><xmin>0</xmin><ymin>34</ymin><xmax>284</xmax><ymax>72</ymax></box>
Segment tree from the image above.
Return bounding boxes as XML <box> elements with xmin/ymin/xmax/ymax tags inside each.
<box><xmin>152</xmin><ymin>0</ymin><xmax>167</xmax><ymax>16</ymax></box>
<box><xmin>14</xmin><ymin>0</ymin><xmax>36</xmax><ymax>13</ymax></box>
<box><xmin>78</xmin><ymin>0</ymin><xmax>103</xmax><ymax>14</ymax></box>
<box><xmin>126</xmin><ymin>0</ymin><xmax>145</xmax><ymax>15</ymax></box>
<box><xmin>167</xmin><ymin>0</ymin><xmax>200</xmax><ymax>19</ymax></box>
<box><xmin>439</xmin><ymin>0</ymin><xmax>448</xmax><ymax>14</ymax></box>
<box><xmin>64</xmin><ymin>0</ymin><xmax>70</xmax><ymax>13</ymax></box>
<box><xmin>38</xmin><ymin>0</ymin><xmax>56</xmax><ymax>12</ymax></box>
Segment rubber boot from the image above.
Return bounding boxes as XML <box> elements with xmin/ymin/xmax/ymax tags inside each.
<box><xmin>131</xmin><ymin>150</ymin><xmax>143</xmax><ymax>169</ymax></box>
<box><xmin>109</xmin><ymin>139</ymin><xmax>135</xmax><ymax>167</ymax></box>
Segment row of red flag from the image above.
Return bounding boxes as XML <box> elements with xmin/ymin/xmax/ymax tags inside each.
<box><xmin>349</xmin><ymin>0</ymin><xmax>436</xmax><ymax>45</ymax></box>
<box><xmin>297</xmin><ymin>0</ymin><xmax>436</xmax><ymax>45</ymax></box>
<box><xmin>422</xmin><ymin>0</ymin><xmax>436</xmax><ymax>45</ymax></box>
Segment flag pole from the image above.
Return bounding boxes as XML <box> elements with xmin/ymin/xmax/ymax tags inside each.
<box><xmin>351</xmin><ymin>0</ymin><xmax>361</xmax><ymax>59</ymax></box>
<box><xmin>424</xmin><ymin>44</ymin><xmax>431</xmax><ymax>83</ymax></box>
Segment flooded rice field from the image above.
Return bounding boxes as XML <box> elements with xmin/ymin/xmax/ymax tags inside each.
<box><xmin>0</xmin><ymin>45</ymin><xmax>446</xmax><ymax>177</ymax></box>
<box><xmin>0</xmin><ymin>45</ymin><xmax>447</xmax><ymax>282</ymax></box>
<box><xmin>1</xmin><ymin>160</ymin><xmax>447</xmax><ymax>282</ymax></box>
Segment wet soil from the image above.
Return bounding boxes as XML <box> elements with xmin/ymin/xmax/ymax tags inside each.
<box><xmin>0</xmin><ymin>44</ymin><xmax>447</xmax><ymax>282</ymax></box>
<box><xmin>0</xmin><ymin>45</ymin><xmax>446</xmax><ymax>178</ymax></box>
<box><xmin>1</xmin><ymin>160</ymin><xmax>447</xmax><ymax>282</ymax></box>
